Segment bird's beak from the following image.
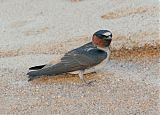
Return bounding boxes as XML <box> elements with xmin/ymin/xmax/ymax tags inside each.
<box><xmin>107</xmin><ymin>36</ymin><xmax>112</xmax><ymax>40</ymax></box>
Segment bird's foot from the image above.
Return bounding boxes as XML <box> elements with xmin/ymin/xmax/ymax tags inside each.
<box><xmin>77</xmin><ymin>80</ymin><xmax>96</xmax><ymax>87</ymax></box>
<box><xmin>83</xmin><ymin>80</ymin><xmax>96</xmax><ymax>86</ymax></box>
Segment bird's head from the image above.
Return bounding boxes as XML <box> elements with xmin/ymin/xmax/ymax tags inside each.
<box><xmin>92</xmin><ymin>30</ymin><xmax>112</xmax><ymax>48</ymax></box>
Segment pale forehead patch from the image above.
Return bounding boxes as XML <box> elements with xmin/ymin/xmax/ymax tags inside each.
<box><xmin>103</xmin><ymin>32</ymin><xmax>111</xmax><ymax>36</ymax></box>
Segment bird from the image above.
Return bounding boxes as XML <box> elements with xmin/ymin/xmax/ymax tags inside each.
<box><xmin>27</xmin><ymin>30</ymin><xmax>112</xmax><ymax>84</ymax></box>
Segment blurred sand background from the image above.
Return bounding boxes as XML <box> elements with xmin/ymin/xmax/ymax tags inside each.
<box><xmin>0</xmin><ymin>0</ymin><xmax>159</xmax><ymax>114</ymax></box>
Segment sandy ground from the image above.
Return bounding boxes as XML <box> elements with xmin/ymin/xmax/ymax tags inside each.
<box><xmin>0</xmin><ymin>0</ymin><xmax>160</xmax><ymax>114</ymax></box>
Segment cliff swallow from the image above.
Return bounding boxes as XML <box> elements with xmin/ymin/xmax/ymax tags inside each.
<box><xmin>27</xmin><ymin>30</ymin><xmax>112</xmax><ymax>84</ymax></box>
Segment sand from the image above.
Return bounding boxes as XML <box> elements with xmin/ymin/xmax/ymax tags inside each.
<box><xmin>0</xmin><ymin>0</ymin><xmax>159</xmax><ymax>114</ymax></box>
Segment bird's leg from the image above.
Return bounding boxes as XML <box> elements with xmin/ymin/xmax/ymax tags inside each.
<box><xmin>78</xmin><ymin>70</ymin><xmax>94</xmax><ymax>86</ymax></box>
<box><xmin>78</xmin><ymin>70</ymin><xmax>88</xmax><ymax>84</ymax></box>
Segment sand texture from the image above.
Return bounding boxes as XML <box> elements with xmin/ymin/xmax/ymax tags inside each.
<box><xmin>0</xmin><ymin>0</ymin><xmax>159</xmax><ymax>114</ymax></box>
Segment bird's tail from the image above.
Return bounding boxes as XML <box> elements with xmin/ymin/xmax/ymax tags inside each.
<box><xmin>27</xmin><ymin>63</ymin><xmax>66</xmax><ymax>81</ymax></box>
<box><xmin>27</xmin><ymin>71</ymin><xmax>44</xmax><ymax>81</ymax></box>
<box><xmin>27</xmin><ymin>67</ymin><xmax>56</xmax><ymax>81</ymax></box>
<box><xmin>29</xmin><ymin>64</ymin><xmax>46</xmax><ymax>70</ymax></box>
